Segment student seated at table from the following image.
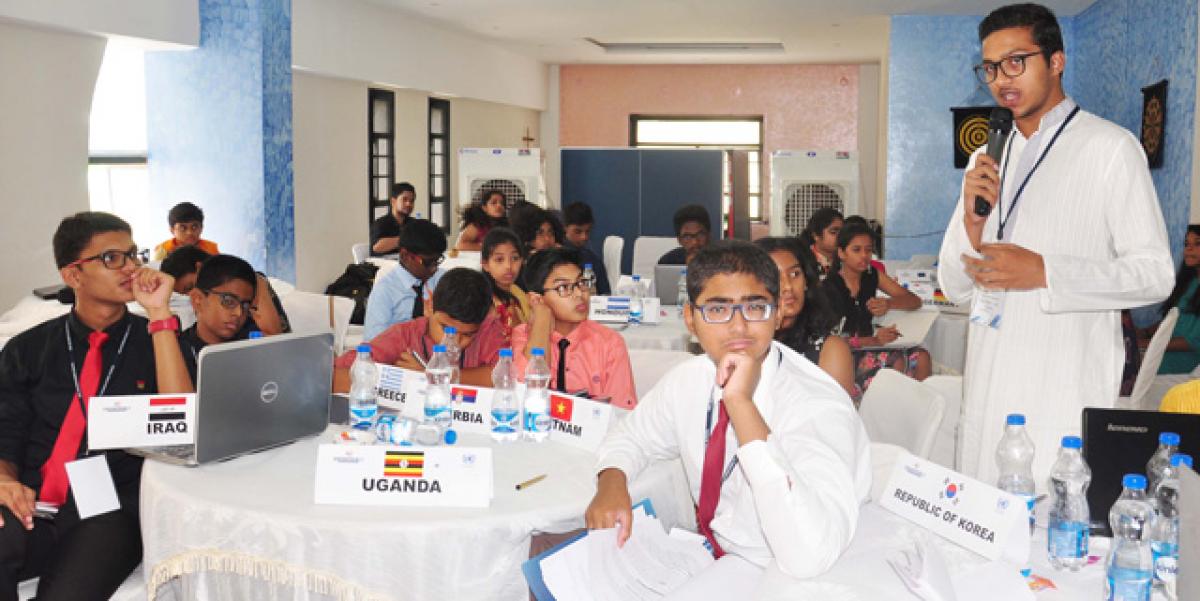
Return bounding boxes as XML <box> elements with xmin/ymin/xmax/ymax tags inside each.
<box><xmin>658</xmin><ymin>204</ymin><xmax>711</xmax><ymax>265</ymax></box>
<box><xmin>510</xmin><ymin>203</ymin><xmax>561</xmax><ymax>254</ymax></box>
<box><xmin>843</xmin><ymin>215</ymin><xmax>887</xmax><ymax>275</ymax></box>
<box><xmin>585</xmin><ymin>240</ymin><xmax>871</xmax><ymax>585</ymax></box>
<box><xmin>160</xmin><ymin>246</ymin><xmax>291</xmax><ymax>336</ymax></box>
<box><xmin>1144</xmin><ymin>224</ymin><xmax>1200</xmax><ymax>374</ymax></box>
<box><xmin>754</xmin><ymin>237</ymin><xmax>854</xmax><ymax>396</ymax></box>
<box><xmin>178</xmin><ymin>254</ymin><xmax>278</xmax><ymax>378</ymax></box>
<box><xmin>799</xmin><ymin>207</ymin><xmax>843</xmax><ymax>279</ymax></box>
<box><xmin>371</xmin><ymin>182</ymin><xmax>416</xmax><ymax>256</ymax></box>
<box><xmin>511</xmin><ymin>248</ymin><xmax>637</xmax><ymax>408</ymax></box>
<box><xmin>480</xmin><ymin>227</ymin><xmax>530</xmax><ymax>342</ymax></box>
<box><xmin>454</xmin><ymin>189</ymin><xmax>508</xmax><ymax>252</ymax></box>
<box><xmin>363</xmin><ymin>219</ymin><xmax>447</xmax><ymax>341</ymax></box>
<box><xmin>562</xmin><ymin>202</ymin><xmax>611</xmax><ymax>295</ymax></box>
<box><xmin>333</xmin><ymin>268</ymin><xmax>505</xmax><ymax>389</ymax></box>
<box><xmin>822</xmin><ymin>222</ymin><xmax>932</xmax><ymax>400</ymax></box>
<box><xmin>152</xmin><ymin>201</ymin><xmax>219</xmax><ymax>261</ymax></box>
<box><xmin>0</xmin><ymin>212</ymin><xmax>192</xmax><ymax>600</ymax></box>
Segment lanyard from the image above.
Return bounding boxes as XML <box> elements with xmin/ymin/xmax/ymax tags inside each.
<box><xmin>64</xmin><ymin>319</ymin><xmax>132</xmax><ymax>416</ymax></box>
<box><xmin>996</xmin><ymin>106</ymin><xmax>1081</xmax><ymax>241</ymax></box>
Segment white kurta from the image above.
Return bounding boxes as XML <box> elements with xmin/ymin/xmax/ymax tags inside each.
<box><xmin>938</xmin><ymin>106</ymin><xmax>1174</xmax><ymax>489</ymax></box>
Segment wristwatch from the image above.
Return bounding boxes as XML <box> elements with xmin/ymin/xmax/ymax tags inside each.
<box><xmin>147</xmin><ymin>315</ymin><xmax>181</xmax><ymax>335</ymax></box>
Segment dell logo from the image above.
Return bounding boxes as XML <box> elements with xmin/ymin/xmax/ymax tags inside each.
<box><xmin>260</xmin><ymin>381</ymin><xmax>279</xmax><ymax>404</ymax></box>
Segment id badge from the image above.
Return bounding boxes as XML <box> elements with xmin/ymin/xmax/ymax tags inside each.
<box><xmin>970</xmin><ymin>288</ymin><xmax>1005</xmax><ymax>329</ymax></box>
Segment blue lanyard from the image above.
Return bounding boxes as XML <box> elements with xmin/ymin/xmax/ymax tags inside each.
<box><xmin>996</xmin><ymin>106</ymin><xmax>1081</xmax><ymax>241</ymax></box>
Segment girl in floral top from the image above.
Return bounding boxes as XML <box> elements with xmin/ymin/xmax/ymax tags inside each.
<box><xmin>481</xmin><ymin>227</ymin><xmax>531</xmax><ymax>342</ymax></box>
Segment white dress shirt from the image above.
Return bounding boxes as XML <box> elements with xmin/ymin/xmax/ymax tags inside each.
<box><xmin>595</xmin><ymin>342</ymin><xmax>872</xmax><ymax>578</ymax></box>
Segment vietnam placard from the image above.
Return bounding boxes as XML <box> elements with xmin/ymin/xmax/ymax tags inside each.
<box><xmin>87</xmin><ymin>394</ymin><xmax>196</xmax><ymax>450</ymax></box>
<box><xmin>313</xmin><ymin>444</ymin><xmax>493</xmax><ymax>508</ymax></box>
<box><xmin>546</xmin><ymin>392</ymin><xmax>613</xmax><ymax>453</ymax></box>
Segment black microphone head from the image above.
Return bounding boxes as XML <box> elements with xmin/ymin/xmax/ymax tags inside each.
<box><xmin>989</xmin><ymin>107</ymin><xmax>1014</xmax><ymax>133</ymax></box>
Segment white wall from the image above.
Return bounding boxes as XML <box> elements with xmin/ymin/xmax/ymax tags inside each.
<box><xmin>0</xmin><ymin>0</ymin><xmax>197</xmax><ymax>48</ymax></box>
<box><xmin>857</xmin><ymin>63</ymin><xmax>881</xmax><ymax>221</ymax></box>
<box><xmin>540</xmin><ymin>65</ymin><xmax>561</xmax><ymax>208</ymax></box>
<box><xmin>392</xmin><ymin>88</ymin><xmax>432</xmax><ymax>218</ymax></box>
<box><xmin>293</xmin><ymin>0</ymin><xmax>547</xmax><ymax>111</ymax></box>
<box><xmin>0</xmin><ymin>21</ymin><xmax>105</xmax><ymax>309</ymax></box>
<box><xmin>448</xmin><ymin>97</ymin><xmax>542</xmax><ymax>235</ymax></box>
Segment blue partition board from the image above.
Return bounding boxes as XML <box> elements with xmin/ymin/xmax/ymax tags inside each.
<box><xmin>639</xmin><ymin>149</ymin><xmax>723</xmax><ymax>239</ymax></box>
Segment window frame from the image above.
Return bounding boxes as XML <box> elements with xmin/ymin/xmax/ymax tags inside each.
<box><xmin>428</xmin><ymin>98</ymin><xmax>451</xmax><ymax>232</ymax></box>
<box><xmin>368</xmin><ymin>88</ymin><xmax>397</xmax><ymax>228</ymax></box>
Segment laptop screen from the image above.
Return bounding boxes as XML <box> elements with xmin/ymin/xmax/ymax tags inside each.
<box><xmin>1081</xmin><ymin>408</ymin><xmax>1200</xmax><ymax>535</ymax></box>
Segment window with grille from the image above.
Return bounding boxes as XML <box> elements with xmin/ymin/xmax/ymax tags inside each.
<box><xmin>782</xmin><ymin>182</ymin><xmax>846</xmax><ymax>235</ymax></box>
<box><xmin>368</xmin><ymin>89</ymin><xmax>395</xmax><ymax>225</ymax></box>
<box><xmin>429</xmin><ymin>98</ymin><xmax>450</xmax><ymax>230</ymax></box>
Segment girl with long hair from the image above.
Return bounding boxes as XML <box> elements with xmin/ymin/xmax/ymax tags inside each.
<box><xmin>480</xmin><ymin>227</ymin><xmax>531</xmax><ymax>342</ymax></box>
<box><xmin>455</xmin><ymin>189</ymin><xmax>508</xmax><ymax>251</ymax></box>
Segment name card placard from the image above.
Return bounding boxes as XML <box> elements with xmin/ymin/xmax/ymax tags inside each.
<box><xmin>588</xmin><ymin>296</ymin><xmax>661</xmax><ymax>324</ymax></box>
<box><xmin>373</xmin><ymin>365</ymin><xmax>426</xmax><ymax>409</ymax></box>
<box><xmin>314</xmin><ymin>444</ymin><xmax>493</xmax><ymax>508</ymax></box>
<box><xmin>546</xmin><ymin>392</ymin><xmax>613</xmax><ymax>453</ymax></box>
<box><xmin>88</xmin><ymin>394</ymin><xmax>196</xmax><ymax>450</ymax></box>
<box><xmin>879</xmin><ymin>451</ymin><xmax>1030</xmax><ymax>563</ymax></box>
<box><xmin>399</xmin><ymin>384</ymin><xmax>496</xmax><ymax>436</ymax></box>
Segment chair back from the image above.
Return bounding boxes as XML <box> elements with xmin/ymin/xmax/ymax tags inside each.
<box><xmin>859</xmin><ymin>369</ymin><xmax>946</xmax><ymax>459</ymax></box>
<box><xmin>602</xmin><ymin>235</ymin><xmax>624</xmax><ymax>292</ymax></box>
<box><xmin>351</xmin><ymin>243</ymin><xmax>370</xmax><ymax>264</ymax></box>
<box><xmin>628</xmin><ymin>349</ymin><xmax>694</xmax><ymax>399</ymax></box>
<box><xmin>1127</xmin><ymin>307</ymin><xmax>1179</xmax><ymax>408</ymax></box>
<box><xmin>631</xmin><ymin>236</ymin><xmax>679</xmax><ymax>281</ymax></box>
<box><xmin>921</xmin><ymin>375</ymin><xmax>962</xmax><ymax>469</ymax></box>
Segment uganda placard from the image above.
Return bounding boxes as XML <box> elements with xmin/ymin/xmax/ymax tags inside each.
<box><xmin>313</xmin><ymin>444</ymin><xmax>493</xmax><ymax>508</ymax></box>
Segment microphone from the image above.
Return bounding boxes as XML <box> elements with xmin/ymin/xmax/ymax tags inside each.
<box><xmin>974</xmin><ymin>107</ymin><xmax>1014</xmax><ymax>217</ymax></box>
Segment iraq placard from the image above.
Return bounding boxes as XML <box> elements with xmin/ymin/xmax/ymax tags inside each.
<box><xmin>546</xmin><ymin>392</ymin><xmax>613</xmax><ymax>453</ymax></box>
<box><xmin>87</xmin><ymin>394</ymin><xmax>196</xmax><ymax>450</ymax></box>
<box><xmin>314</xmin><ymin>444</ymin><xmax>493</xmax><ymax>508</ymax></box>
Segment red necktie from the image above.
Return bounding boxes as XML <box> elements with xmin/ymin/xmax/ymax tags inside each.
<box><xmin>696</xmin><ymin>398</ymin><xmax>729</xmax><ymax>558</ymax></box>
<box><xmin>40</xmin><ymin>330</ymin><xmax>108</xmax><ymax>506</ymax></box>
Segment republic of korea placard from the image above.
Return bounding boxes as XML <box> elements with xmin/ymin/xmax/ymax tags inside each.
<box><xmin>879</xmin><ymin>451</ymin><xmax>1030</xmax><ymax>562</ymax></box>
<box><xmin>546</xmin><ymin>392</ymin><xmax>612</xmax><ymax>452</ymax></box>
<box><xmin>399</xmin><ymin>384</ymin><xmax>496</xmax><ymax>435</ymax></box>
<box><xmin>314</xmin><ymin>444</ymin><xmax>492</xmax><ymax>508</ymax></box>
<box><xmin>87</xmin><ymin>394</ymin><xmax>196</xmax><ymax>450</ymax></box>
<box><xmin>374</xmin><ymin>365</ymin><xmax>426</xmax><ymax>410</ymax></box>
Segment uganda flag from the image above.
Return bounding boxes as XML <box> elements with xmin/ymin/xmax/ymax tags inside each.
<box><xmin>384</xmin><ymin>450</ymin><xmax>424</xmax><ymax>478</ymax></box>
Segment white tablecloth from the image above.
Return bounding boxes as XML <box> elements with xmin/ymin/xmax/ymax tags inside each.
<box><xmin>140</xmin><ymin>429</ymin><xmax>694</xmax><ymax>601</ymax></box>
<box><xmin>605</xmin><ymin>306</ymin><xmax>697</xmax><ymax>353</ymax></box>
<box><xmin>925</xmin><ymin>311</ymin><xmax>969</xmax><ymax>375</ymax></box>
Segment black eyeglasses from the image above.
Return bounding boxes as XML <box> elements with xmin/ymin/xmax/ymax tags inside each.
<box><xmin>67</xmin><ymin>247</ymin><xmax>144</xmax><ymax>270</ymax></box>
<box><xmin>201</xmin><ymin>289</ymin><xmax>253</xmax><ymax>312</ymax></box>
<box><xmin>547</xmin><ymin>277</ymin><xmax>595</xmax><ymax>298</ymax></box>
<box><xmin>973</xmin><ymin>50</ymin><xmax>1045</xmax><ymax>84</ymax></box>
<box><xmin>692</xmin><ymin>301</ymin><xmax>775</xmax><ymax>324</ymax></box>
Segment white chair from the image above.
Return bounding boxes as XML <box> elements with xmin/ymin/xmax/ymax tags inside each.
<box><xmin>628</xmin><ymin>349</ymin><xmax>694</xmax><ymax>399</ymax></box>
<box><xmin>631</xmin><ymin>236</ymin><xmax>679</xmax><ymax>281</ymax></box>
<box><xmin>921</xmin><ymin>375</ymin><xmax>963</xmax><ymax>469</ymax></box>
<box><xmin>602</xmin><ymin>235</ymin><xmax>624</xmax><ymax>292</ymax></box>
<box><xmin>280</xmin><ymin>291</ymin><xmax>355</xmax><ymax>354</ymax></box>
<box><xmin>858</xmin><ymin>369</ymin><xmax>946</xmax><ymax>459</ymax></box>
<box><xmin>1120</xmin><ymin>307</ymin><xmax>1179</xmax><ymax>409</ymax></box>
<box><xmin>351</xmin><ymin>243</ymin><xmax>370</xmax><ymax>264</ymax></box>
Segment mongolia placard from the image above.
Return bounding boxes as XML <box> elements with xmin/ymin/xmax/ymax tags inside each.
<box><xmin>588</xmin><ymin>296</ymin><xmax>661</xmax><ymax>324</ymax></box>
<box><xmin>314</xmin><ymin>444</ymin><xmax>493</xmax><ymax>508</ymax></box>
<box><xmin>87</xmin><ymin>394</ymin><xmax>196</xmax><ymax>450</ymax></box>
<box><xmin>374</xmin><ymin>364</ymin><xmax>426</xmax><ymax>410</ymax></box>
<box><xmin>399</xmin><ymin>384</ymin><xmax>496</xmax><ymax>435</ymax></box>
<box><xmin>879</xmin><ymin>451</ymin><xmax>1030</xmax><ymax>563</ymax></box>
<box><xmin>546</xmin><ymin>392</ymin><xmax>613</xmax><ymax>452</ymax></box>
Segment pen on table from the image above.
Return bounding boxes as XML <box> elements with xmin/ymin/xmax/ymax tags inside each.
<box><xmin>411</xmin><ymin>350</ymin><xmax>428</xmax><ymax>370</ymax></box>
<box><xmin>515</xmin><ymin>474</ymin><xmax>547</xmax><ymax>491</ymax></box>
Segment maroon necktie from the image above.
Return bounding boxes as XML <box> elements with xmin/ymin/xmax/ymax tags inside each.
<box><xmin>696</xmin><ymin>399</ymin><xmax>729</xmax><ymax>557</ymax></box>
<box><xmin>40</xmin><ymin>330</ymin><xmax>108</xmax><ymax>506</ymax></box>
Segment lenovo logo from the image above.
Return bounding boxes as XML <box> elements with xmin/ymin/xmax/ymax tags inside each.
<box><xmin>1107</xmin><ymin>423</ymin><xmax>1148</xmax><ymax>434</ymax></box>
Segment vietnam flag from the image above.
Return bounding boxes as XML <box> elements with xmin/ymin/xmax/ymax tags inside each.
<box><xmin>550</xmin><ymin>394</ymin><xmax>573</xmax><ymax>421</ymax></box>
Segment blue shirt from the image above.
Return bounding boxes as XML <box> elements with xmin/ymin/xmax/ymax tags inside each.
<box><xmin>363</xmin><ymin>265</ymin><xmax>445</xmax><ymax>341</ymax></box>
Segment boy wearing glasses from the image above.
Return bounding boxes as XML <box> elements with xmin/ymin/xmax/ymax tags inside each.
<box><xmin>586</xmin><ymin>241</ymin><xmax>870</xmax><ymax>589</ymax></box>
<box><xmin>512</xmin><ymin>248</ymin><xmax>636</xmax><ymax>409</ymax></box>
<box><xmin>658</xmin><ymin>204</ymin><xmax>712</xmax><ymax>266</ymax></box>
<box><xmin>161</xmin><ymin>247</ymin><xmax>291</xmax><ymax>337</ymax></box>
<box><xmin>938</xmin><ymin>3</ymin><xmax>1172</xmax><ymax>484</ymax></box>
<box><xmin>178</xmin><ymin>254</ymin><xmax>273</xmax><ymax>378</ymax></box>
<box><xmin>152</xmin><ymin>202</ymin><xmax>219</xmax><ymax>261</ymax></box>
<box><xmin>0</xmin><ymin>212</ymin><xmax>192</xmax><ymax>599</ymax></box>
<box><xmin>363</xmin><ymin>219</ymin><xmax>447</xmax><ymax>341</ymax></box>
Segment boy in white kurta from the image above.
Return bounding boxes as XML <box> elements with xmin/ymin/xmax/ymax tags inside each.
<box><xmin>586</xmin><ymin>241</ymin><xmax>872</xmax><ymax>591</ymax></box>
<box><xmin>937</xmin><ymin>4</ymin><xmax>1173</xmax><ymax>486</ymax></box>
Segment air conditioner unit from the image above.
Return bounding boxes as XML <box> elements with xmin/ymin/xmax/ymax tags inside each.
<box><xmin>769</xmin><ymin>150</ymin><xmax>860</xmax><ymax>237</ymax></box>
<box><xmin>457</xmin><ymin>148</ymin><xmax>545</xmax><ymax>219</ymax></box>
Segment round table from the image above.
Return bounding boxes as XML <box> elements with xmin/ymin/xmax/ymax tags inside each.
<box><xmin>140</xmin><ymin>428</ymin><xmax>694</xmax><ymax>601</ymax></box>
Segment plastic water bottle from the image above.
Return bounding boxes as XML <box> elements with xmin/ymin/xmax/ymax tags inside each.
<box><xmin>676</xmin><ymin>268</ymin><xmax>688</xmax><ymax>315</ymax></box>
<box><xmin>348</xmin><ymin>344</ymin><xmax>378</xmax><ymax>430</ymax></box>
<box><xmin>628</xmin><ymin>275</ymin><xmax>644</xmax><ymax>325</ymax></box>
<box><xmin>1151</xmin><ymin>453</ymin><xmax>1191</xmax><ymax>591</ymax></box>
<box><xmin>1146</xmin><ymin>431</ymin><xmax>1180</xmax><ymax>501</ymax></box>
<box><xmin>523</xmin><ymin>348</ymin><xmax>552</xmax><ymax>442</ymax></box>
<box><xmin>582</xmin><ymin>263</ymin><xmax>597</xmax><ymax>295</ymax></box>
<box><xmin>995</xmin><ymin>414</ymin><xmax>1036</xmax><ymax>532</ymax></box>
<box><xmin>490</xmin><ymin>349</ymin><xmax>520</xmax><ymax>443</ymax></box>
<box><xmin>1106</xmin><ymin>474</ymin><xmax>1155</xmax><ymax>601</ymax></box>
<box><xmin>416</xmin><ymin>344</ymin><xmax>453</xmax><ymax>445</ymax></box>
<box><xmin>443</xmin><ymin>326</ymin><xmax>461</xmax><ymax>384</ymax></box>
<box><xmin>248</xmin><ymin>330</ymin><xmax>263</xmax><ymax>339</ymax></box>
<box><xmin>1047</xmin><ymin>435</ymin><xmax>1091</xmax><ymax>571</ymax></box>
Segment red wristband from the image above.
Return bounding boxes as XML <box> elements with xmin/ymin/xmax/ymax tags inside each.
<box><xmin>147</xmin><ymin>315</ymin><xmax>180</xmax><ymax>335</ymax></box>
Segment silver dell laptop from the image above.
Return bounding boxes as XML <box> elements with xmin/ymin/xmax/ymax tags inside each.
<box><xmin>138</xmin><ymin>331</ymin><xmax>334</xmax><ymax>466</ymax></box>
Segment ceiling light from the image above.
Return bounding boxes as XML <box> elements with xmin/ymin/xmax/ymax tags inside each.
<box><xmin>585</xmin><ymin>38</ymin><xmax>784</xmax><ymax>53</ymax></box>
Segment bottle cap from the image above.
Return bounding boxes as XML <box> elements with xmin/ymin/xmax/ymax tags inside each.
<box><xmin>1060</xmin><ymin>435</ymin><xmax>1082</xmax><ymax>449</ymax></box>
<box><xmin>249</xmin><ymin>331</ymin><xmax>263</xmax><ymax>339</ymax></box>
<box><xmin>1005</xmin><ymin>414</ymin><xmax>1025</xmax><ymax>426</ymax></box>
<box><xmin>357</xmin><ymin>344</ymin><xmax>371</xmax><ymax>353</ymax></box>
<box><xmin>1122</xmin><ymin>473</ymin><xmax>1147</xmax><ymax>490</ymax></box>
<box><xmin>1159</xmin><ymin>431</ymin><xmax>1181</xmax><ymax>445</ymax></box>
<box><xmin>433</xmin><ymin>344</ymin><xmax>447</xmax><ymax>353</ymax></box>
<box><xmin>531</xmin><ymin>347</ymin><xmax>545</xmax><ymax>357</ymax></box>
<box><xmin>584</xmin><ymin>263</ymin><xmax>593</xmax><ymax>269</ymax></box>
<box><xmin>444</xmin><ymin>429</ymin><xmax>458</xmax><ymax>445</ymax></box>
<box><xmin>499</xmin><ymin>348</ymin><xmax>513</xmax><ymax>358</ymax></box>
<box><xmin>444</xmin><ymin>326</ymin><xmax>457</xmax><ymax>335</ymax></box>
<box><xmin>1171</xmin><ymin>453</ymin><xmax>1194</xmax><ymax>468</ymax></box>
<box><xmin>632</xmin><ymin>275</ymin><xmax>641</xmax><ymax>281</ymax></box>
<box><xmin>681</xmin><ymin>268</ymin><xmax>687</xmax><ymax>274</ymax></box>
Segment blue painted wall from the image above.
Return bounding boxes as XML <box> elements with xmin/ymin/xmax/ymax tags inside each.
<box><xmin>885</xmin><ymin>1</ymin><xmax>1195</xmax><ymax>271</ymax></box>
<box><xmin>145</xmin><ymin>0</ymin><xmax>295</xmax><ymax>281</ymax></box>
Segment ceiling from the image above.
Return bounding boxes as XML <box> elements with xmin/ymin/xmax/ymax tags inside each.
<box><xmin>363</xmin><ymin>0</ymin><xmax>1097</xmax><ymax>64</ymax></box>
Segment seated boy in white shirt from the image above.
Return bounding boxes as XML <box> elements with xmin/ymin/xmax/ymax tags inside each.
<box><xmin>585</xmin><ymin>240</ymin><xmax>872</xmax><ymax>587</ymax></box>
